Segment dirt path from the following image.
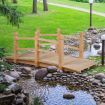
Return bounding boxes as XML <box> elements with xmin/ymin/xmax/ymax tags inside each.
<box><xmin>47</xmin><ymin>2</ymin><xmax>105</xmax><ymax>17</ymax></box>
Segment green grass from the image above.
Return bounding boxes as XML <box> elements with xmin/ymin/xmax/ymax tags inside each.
<box><xmin>48</xmin><ymin>0</ymin><xmax>105</xmax><ymax>13</ymax></box>
<box><xmin>0</xmin><ymin>0</ymin><xmax>105</xmax><ymax>54</ymax></box>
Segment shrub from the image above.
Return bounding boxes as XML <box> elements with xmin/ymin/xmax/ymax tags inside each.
<box><xmin>0</xmin><ymin>84</ymin><xmax>7</xmax><ymax>93</ymax></box>
<box><xmin>33</xmin><ymin>97</ymin><xmax>43</xmax><ymax>105</ymax></box>
<box><xmin>0</xmin><ymin>47</ymin><xmax>12</xmax><ymax>71</ymax></box>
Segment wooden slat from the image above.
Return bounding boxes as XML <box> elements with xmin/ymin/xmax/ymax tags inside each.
<box><xmin>67</xmin><ymin>46</ymin><xmax>79</xmax><ymax>50</ymax></box>
<box><xmin>40</xmin><ymin>34</ymin><xmax>57</xmax><ymax>36</ymax></box>
<box><xmin>79</xmin><ymin>32</ymin><xmax>84</xmax><ymax>58</ymax></box>
<box><xmin>17</xmin><ymin>48</ymin><xmax>35</xmax><ymax>50</ymax></box>
<box><xmin>38</xmin><ymin>38</ymin><xmax>56</xmax><ymax>44</ymax></box>
<box><xmin>17</xmin><ymin>37</ymin><xmax>34</xmax><ymax>40</ymax></box>
<box><xmin>64</xmin><ymin>36</ymin><xmax>79</xmax><ymax>40</ymax></box>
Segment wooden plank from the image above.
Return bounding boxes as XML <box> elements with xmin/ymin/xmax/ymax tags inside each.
<box><xmin>39</xmin><ymin>38</ymin><xmax>56</xmax><ymax>44</ymax></box>
<box><xmin>64</xmin><ymin>36</ymin><xmax>79</xmax><ymax>40</ymax></box>
<box><xmin>79</xmin><ymin>32</ymin><xmax>84</xmax><ymax>58</ymax></box>
<box><xmin>17</xmin><ymin>48</ymin><xmax>35</xmax><ymax>50</ymax></box>
<box><xmin>57</xmin><ymin>29</ymin><xmax>64</xmax><ymax>69</ymax></box>
<box><xmin>35</xmin><ymin>30</ymin><xmax>40</xmax><ymax>67</ymax></box>
<box><xmin>40</xmin><ymin>34</ymin><xmax>57</xmax><ymax>36</ymax></box>
<box><xmin>14</xmin><ymin>32</ymin><xmax>18</xmax><ymax>63</ymax></box>
<box><xmin>65</xmin><ymin>45</ymin><xmax>79</xmax><ymax>50</ymax></box>
<box><xmin>17</xmin><ymin>37</ymin><xmax>34</xmax><ymax>40</ymax></box>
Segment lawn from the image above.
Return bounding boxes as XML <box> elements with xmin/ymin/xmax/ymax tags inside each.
<box><xmin>0</xmin><ymin>0</ymin><xmax>105</xmax><ymax>54</ymax></box>
<box><xmin>48</xmin><ymin>0</ymin><xmax>105</xmax><ymax>13</ymax></box>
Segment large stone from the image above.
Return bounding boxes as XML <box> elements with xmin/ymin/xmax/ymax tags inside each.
<box><xmin>47</xmin><ymin>66</ymin><xmax>57</xmax><ymax>73</ymax></box>
<box><xmin>0</xmin><ymin>94</ymin><xmax>15</xmax><ymax>105</ymax></box>
<box><xmin>95</xmin><ymin>73</ymin><xmax>105</xmax><ymax>80</ymax></box>
<box><xmin>10</xmin><ymin>71</ymin><xmax>20</xmax><ymax>80</ymax></box>
<box><xmin>35</xmin><ymin>68</ymin><xmax>48</xmax><ymax>80</ymax></box>
<box><xmin>8</xmin><ymin>83</ymin><xmax>22</xmax><ymax>94</ymax></box>
<box><xmin>21</xmin><ymin>67</ymin><xmax>31</xmax><ymax>74</ymax></box>
<box><xmin>0</xmin><ymin>73</ymin><xmax>7</xmax><ymax>84</ymax></box>
<box><xmin>100</xmin><ymin>103</ymin><xmax>105</xmax><ymax>105</ymax></box>
<box><xmin>63</xmin><ymin>93</ymin><xmax>75</xmax><ymax>100</ymax></box>
<box><xmin>101</xmin><ymin>78</ymin><xmax>105</xmax><ymax>84</ymax></box>
<box><xmin>4</xmin><ymin>74</ymin><xmax>16</xmax><ymax>83</ymax></box>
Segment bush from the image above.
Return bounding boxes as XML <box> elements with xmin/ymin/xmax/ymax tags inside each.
<box><xmin>0</xmin><ymin>47</ymin><xmax>12</xmax><ymax>71</ymax></box>
<box><xmin>0</xmin><ymin>48</ymin><xmax>5</xmax><ymax>59</ymax></box>
<box><xmin>33</xmin><ymin>97</ymin><xmax>43</xmax><ymax>105</ymax></box>
<box><xmin>0</xmin><ymin>84</ymin><xmax>7</xmax><ymax>93</ymax></box>
<box><xmin>70</xmin><ymin>0</ymin><xmax>105</xmax><ymax>3</ymax></box>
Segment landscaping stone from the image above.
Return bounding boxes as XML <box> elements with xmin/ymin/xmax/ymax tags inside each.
<box><xmin>0</xmin><ymin>94</ymin><xmax>15</xmax><ymax>105</ymax></box>
<box><xmin>101</xmin><ymin>78</ymin><xmax>105</xmax><ymax>84</ymax></box>
<box><xmin>0</xmin><ymin>73</ymin><xmax>7</xmax><ymax>84</ymax></box>
<box><xmin>35</xmin><ymin>68</ymin><xmax>48</xmax><ymax>80</ymax></box>
<box><xmin>21</xmin><ymin>67</ymin><xmax>31</xmax><ymax>74</ymax></box>
<box><xmin>63</xmin><ymin>93</ymin><xmax>75</xmax><ymax>99</ymax></box>
<box><xmin>5</xmin><ymin>74</ymin><xmax>16</xmax><ymax>83</ymax></box>
<box><xmin>8</xmin><ymin>83</ymin><xmax>22</xmax><ymax>94</ymax></box>
<box><xmin>95</xmin><ymin>73</ymin><xmax>105</xmax><ymax>80</ymax></box>
<box><xmin>10</xmin><ymin>71</ymin><xmax>20</xmax><ymax>80</ymax></box>
<box><xmin>47</xmin><ymin>66</ymin><xmax>57</xmax><ymax>73</ymax></box>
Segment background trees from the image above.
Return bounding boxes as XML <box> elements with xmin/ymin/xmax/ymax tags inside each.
<box><xmin>32</xmin><ymin>0</ymin><xmax>48</xmax><ymax>13</ymax></box>
<box><xmin>0</xmin><ymin>0</ymin><xmax>22</xmax><ymax>27</ymax></box>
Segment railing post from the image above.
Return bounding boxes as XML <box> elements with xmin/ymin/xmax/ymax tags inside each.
<box><xmin>35</xmin><ymin>29</ymin><xmax>40</xmax><ymax>67</ymax></box>
<box><xmin>14</xmin><ymin>32</ymin><xmax>18</xmax><ymax>63</ymax></box>
<box><xmin>79</xmin><ymin>32</ymin><xmax>84</xmax><ymax>58</ymax></box>
<box><xmin>57</xmin><ymin>29</ymin><xmax>64</xmax><ymax>69</ymax></box>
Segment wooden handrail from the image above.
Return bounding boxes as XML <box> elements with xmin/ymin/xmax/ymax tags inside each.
<box><xmin>40</xmin><ymin>34</ymin><xmax>57</xmax><ymax>36</ymax></box>
<box><xmin>14</xmin><ymin>32</ymin><xmax>18</xmax><ymax>63</ymax></box>
<box><xmin>65</xmin><ymin>46</ymin><xmax>79</xmax><ymax>51</ymax></box>
<box><xmin>57</xmin><ymin>29</ymin><xmax>64</xmax><ymax>69</ymax></box>
<box><xmin>17</xmin><ymin>48</ymin><xmax>35</xmax><ymax>50</ymax></box>
<box><xmin>17</xmin><ymin>37</ymin><xmax>34</xmax><ymax>40</ymax></box>
<box><xmin>38</xmin><ymin>38</ymin><xmax>57</xmax><ymax>44</ymax></box>
<box><xmin>79</xmin><ymin>32</ymin><xmax>84</xmax><ymax>58</ymax></box>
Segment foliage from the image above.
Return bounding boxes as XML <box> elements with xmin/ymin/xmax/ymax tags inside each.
<box><xmin>0</xmin><ymin>48</ymin><xmax>5</xmax><ymax>59</ymax></box>
<box><xmin>0</xmin><ymin>84</ymin><xmax>7</xmax><ymax>93</ymax></box>
<box><xmin>0</xmin><ymin>0</ymin><xmax>22</xmax><ymax>27</ymax></box>
<box><xmin>0</xmin><ymin>48</ymin><xmax>12</xmax><ymax>71</ymax></box>
<box><xmin>33</xmin><ymin>97</ymin><xmax>43</xmax><ymax>105</ymax></box>
<box><xmin>70</xmin><ymin>0</ymin><xmax>105</xmax><ymax>3</ymax></box>
<box><xmin>0</xmin><ymin>62</ymin><xmax>12</xmax><ymax>71</ymax></box>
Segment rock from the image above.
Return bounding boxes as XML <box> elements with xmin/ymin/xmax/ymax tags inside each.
<box><xmin>46</xmin><ymin>74</ymin><xmax>52</xmax><ymax>78</ymax></box>
<box><xmin>92</xmin><ymin>79</ymin><xmax>100</xmax><ymax>86</ymax></box>
<box><xmin>95</xmin><ymin>73</ymin><xmax>105</xmax><ymax>80</ymax></box>
<box><xmin>100</xmin><ymin>103</ymin><xmax>105</xmax><ymax>105</ymax></box>
<box><xmin>0</xmin><ymin>94</ymin><xmax>15</xmax><ymax>105</ymax></box>
<box><xmin>63</xmin><ymin>93</ymin><xmax>75</xmax><ymax>100</ymax></box>
<box><xmin>93</xmin><ymin>44</ymin><xmax>101</xmax><ymax>50</ymax></box>
<box><xmin>47</xmin><ymin>66</ymin><xmax>57</xmax><ymax>73</ymax></box>
<box><xmin>101</xmin><ymin>78</ymin><xmax>105</xmax><ymax>84</ymax></box>
<box><xmin>35</xmin><ymin>68</ymin><xmax>48</xmax><ymax>80</ymax></box>
<box><xmin>0</xmin><ymin>73</ymin><xmax>7</xmax><ymax>84</ymax></box>
<box><xmin>21</xmin><ymin>67</ymin><xmax>31</xmax><ymax>74</ymax></box>
<box><xmin>20</xmin><ymin>74</ymin><xmax>32</xmax><ymax>78</ymax></box>
<box><xmin>3</xmin><ymin>88</ymin><xmax>11</xmax><ymax>95</ymax></box>
<box><xmin>10</xmin><ymin>71</ymin><xmax>20</xmax><ymax>80</ymax></box>
<box><xmin>4</xmin><ymin>74</ymin><xmax>16</xmax><ymax>83</ymax></box>
<box><xmin>8</xmin><ymin>83</ymin><xmax>22</xmax><ymax>94</ymax></box>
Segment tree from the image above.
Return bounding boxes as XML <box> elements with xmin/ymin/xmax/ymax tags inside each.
<box><xmin>12</xmin><ymin>0</ymin><xmax>17</xmax><ymax>4</ymax></box>
<box><xmin>32</xmin><ymin>0</ymin><xmax>48</xmax><ymax>13</ymax></box>
<box><xmin>43</xmin><ymin>0</ymin><xmax>48</xmax><ymax>11</ymax></box>
<box><xmin>32</xmin><ymin>0</ymin><xmax>37</xmax><ymax>13</ymax></box>
<box><xmin>0</xmin><ymin>0</ymin><xmax>22</xmax><ymax>27</ymax></box>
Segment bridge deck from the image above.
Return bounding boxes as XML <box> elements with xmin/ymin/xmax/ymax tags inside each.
<box><xmin>6</xmin><ymin>51</ymin><xmax>95</xmax><ymax>72</ymax></box>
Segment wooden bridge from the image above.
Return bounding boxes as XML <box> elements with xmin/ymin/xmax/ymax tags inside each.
<box><xmin>6</xmin><ymin>29</ymin><xmax>95</xmax><ymax>72</ymax></box>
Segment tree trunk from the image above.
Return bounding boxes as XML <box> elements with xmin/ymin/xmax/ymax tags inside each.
<box><xmin>12</xmin><ymin>0</ymin><xmax>17</xmax><ymax>3</ymax></box>
<box><xmin>43</xmin><ymin>0</ymin><xmax>48</xmax><ymax>11</ymax></box>
<box><xmin>32</xmin><ymin>0</ymin><xmax>37</xmax><ymax>13</ymax></box>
